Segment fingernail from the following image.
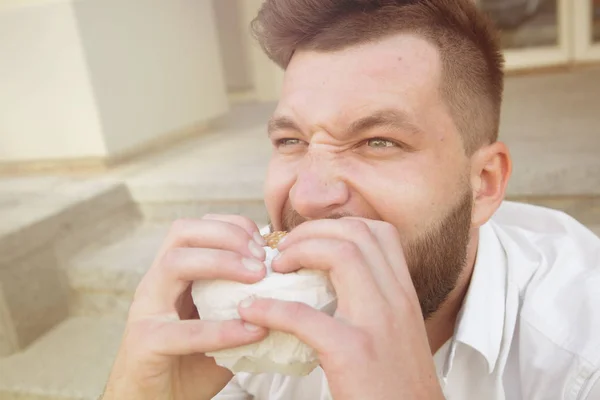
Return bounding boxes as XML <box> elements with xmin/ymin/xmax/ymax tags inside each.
<box><xmin>253</xmin><ymin>231</ymin><xmax>266</xmax><ymax>246</ymax></box>
<box><xmin>239</xmin><ymin>297</ymin><xmax>255</xmax><ymax>308</ymax></box>
<box><xmin>242</xmin><ymin>258</ymin><xmax>264</xmax><ymax>272</ymax></box>
<box><xmin>248</xmin><ymin>240</ymin><xmax>265</xmax><ymax>259</ymax></box>
<box><xmin>244</xmin><ymin>322</ymin><xmax>261</xmax><ymax>332</ymax></box>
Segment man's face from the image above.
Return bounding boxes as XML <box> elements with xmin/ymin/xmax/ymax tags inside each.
<box><xmin>265</xmin><ymin>34</ymin><xmax>474</xmax><ymax>318</ymax></box>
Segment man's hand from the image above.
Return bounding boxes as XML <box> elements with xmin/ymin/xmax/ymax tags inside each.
<box><xmin>102</xmin><ymin>215</ymin><xmax>269</xmax><ymax>400</ymax></box>
<box><xmin>238</xmin><ymin>218</ymin><xmax>444</xmax><ymax>400</ymax></box>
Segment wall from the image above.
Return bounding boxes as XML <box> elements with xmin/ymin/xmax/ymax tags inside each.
<box><xmin>0</xmin><ymin>1</ymin><xmax>107</xmax><ymax>162</ymax></box>
<box><xmin>72</xmin><ymin>0</ymin><xmax>229</xmax><ymax>157</ymax></box>
<box><xmin>213</xmin><ymin>0</ymin><xmax>253</xmax><ymax>93</ymax></box>
<box><xmin>0</xmin><ymin>0</ymin><xmax>229</xmax><ymax>164</ymax></box>
<box><xmin>240</xmin><ymin>0</ymin><xmax>284</xmax><ymax>101</ymax></box>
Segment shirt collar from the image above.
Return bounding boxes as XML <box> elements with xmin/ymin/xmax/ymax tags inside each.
<box><xmin>442</xmin><ymin>221</ymin><xmax>508</xmax><ymax>379</ymax></box>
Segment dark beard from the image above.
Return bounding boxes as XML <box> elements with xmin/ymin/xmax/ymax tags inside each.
<box><xmin>271</xmin><ymin>188</ymin><xmax>472</xmax><ymax>320</ymax></box>
<box><xmin>403</xmin><ymin>189</ymin><xmax>472</xmax><ymax>319</ymax></box>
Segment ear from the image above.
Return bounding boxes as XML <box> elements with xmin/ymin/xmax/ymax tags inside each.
<box><xmin>469</xmin><ymin>141</ymin><xmax>512</xmax><ymax>228</ymax></box>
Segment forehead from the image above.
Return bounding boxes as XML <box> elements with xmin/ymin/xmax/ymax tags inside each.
<box><xmin>278</xmin><ymin>34</ymin><xmax>443</xmax><ymax>124</ymax></box>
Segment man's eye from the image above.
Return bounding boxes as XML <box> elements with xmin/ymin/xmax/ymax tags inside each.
<box><xmin>276</xmin><ymin>138</ymin><xmax>303</xmax><ymax>146</ymax></box>
<box><xmin>366</xmin><ymin>138</ymin><xmax>397</xmax><ymax>148</ymax></box>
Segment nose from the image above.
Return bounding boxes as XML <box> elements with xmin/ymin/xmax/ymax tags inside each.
<box><xmin>289</xmin><ymin>156</ymin><xmax>350</xmax><ymax>219</ymax></box>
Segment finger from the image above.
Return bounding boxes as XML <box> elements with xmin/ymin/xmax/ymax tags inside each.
<box><xmin>238</xmin><ymin>298</ymin><xmax>351</xmax><ymax>356</ymax></box>
<box><xmin>272</xmin><ymin>237</ymin><xmax>385</xmax><ymax>314</ymax></box>
<box><xmin>202</xmin><ymin>214</ymin><xmax>266</xmax><ymax>246</ymax></box>
<box><xmin>148</xmin><ymin>248</ymin><xmax>267</xmax><ymax>312</ymax></box>
<box><xmin>343</xmin><ymin>217</ymin><xmax>414</xmax><ymax>294</ymax></box>
<box><xmin>136</xmin><ymin>219</ymin><xmax>267</xmax><ymax>314</ymax></box>
<box><xmin>159</xmin><ymin>218</ymin><xmax>266</xmax><ymax>262</ymax></box>
<box><xmin>136</xmin><ymin>317</ymin><xmax>268</xmax><ymax>356</ymax></box>
<box><xmin>276</xmin><ymin>219</ymin><xmax>400</xmax><ymax>303</ymax></box>
<box><xmin>162</xmin><ymin>248</ymin><xmax>266</xmax><ymax>283</ymax></box>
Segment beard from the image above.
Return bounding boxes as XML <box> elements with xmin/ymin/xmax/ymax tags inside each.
<box><xmin>403</xmin><ymin>189</ymin><xmax>472</xmax><ymax>319</ymax></box>
<box><xmin>273</xmin><ymin>187</ymin><xmax>473</xmax><ymax>320</ymax></box>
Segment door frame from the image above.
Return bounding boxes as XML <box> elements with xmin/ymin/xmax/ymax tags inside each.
<box><xmin>573</xmin><ymin>0</ymin><xmax>600</xmax><ymax>62</ymax></box>
<box><xmin>502</xmin><ymin>0</ymin><xmax>573</xmax><ymax>71</ymax></box>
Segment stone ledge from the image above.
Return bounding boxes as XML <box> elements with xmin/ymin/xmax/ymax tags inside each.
<box><xmin>0</xmin><ymin>178</ymin><xmax>136</xmax><ymax>266</ymax></box>
<box><xmin>0</xmin><ymin>316</ymin><xmax>124</xmax><ymax>400</ymax></box>
<box><xmin>507</xmin><ymin>195</ymin><xmax>600</xmax><ymax>226</ymax></box>
<box><xmin>67</xmin><ymin>224</ymin><xmax>168</xmax><ymax>294</ymax></box>
<box><xmin>0</xmin><ymin>178</ymin><xmax>141</xmax><ymax>356</ymax></box>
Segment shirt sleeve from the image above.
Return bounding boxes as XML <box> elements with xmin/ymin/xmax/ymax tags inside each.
<box><xmin>212</xmin><ymin>376</ymin><xmax>252</xmax><ymax>400</ymax></box>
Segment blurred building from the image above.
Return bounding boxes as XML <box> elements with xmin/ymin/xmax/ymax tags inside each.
<box><xmin>0</xmin><ymin>0</ymin><xmax>600</xmax><ymax>170</ymax></box>
<box><xmin>0</xmin><ymin>0</ymin><xmax>599</xmax><ymax>172</ymax></box>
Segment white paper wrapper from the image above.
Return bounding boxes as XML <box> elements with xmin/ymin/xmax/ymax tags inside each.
<box><xmin>191</xmin><ymin>246</ymin><xmax>337</xmax><ymax>376</ymax></box>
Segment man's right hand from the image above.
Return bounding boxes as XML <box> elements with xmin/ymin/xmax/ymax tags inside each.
<box><xmin>102</xmin><ymin>215</ymin><xmax>269</xmax><ymax>400</ymax></box>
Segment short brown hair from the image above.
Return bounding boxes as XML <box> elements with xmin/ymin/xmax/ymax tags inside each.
<box><xmin>251</xmin><ymin>0</ymin><xmax>504</xmax><ymax>154</ymax></box>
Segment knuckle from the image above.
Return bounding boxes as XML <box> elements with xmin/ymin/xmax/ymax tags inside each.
<box><xmin>128</xmin><ymin>319</ymin><xmax>162</xmax><ymax>352</ymax></box>
<box><xmin>203</xmin><ymin>214</ymin><xmax>258</xmax><ymax>233</ymax></box>
<box><xmin>351</xmin><ymin>330</ymin><xmax>376</xmax><ymax>359</ymax></box>
<box><xmin>326</xmin><ymin>330</ymin><xmax>374</xmax><ymax>369</ymax></box>
<box><xmin>345</xmin><ymin>219</ymin><xmax>371</xmax><ymax>237</ymax></box>
<box><xmin>231</xmin><ymin>215</ymin><xmax>258</xmax><ymax>230</ymax></box>
<box><xmin>284</xmin><ymin>301</ymin><xmax>307</xmax><ymax>321</ymax></box>
<box><xmin>381</xmin><ymin>221</ymin><xmax>401</xmax><ymax>241</ymax></box>
<box><xmin>158</xmin><ymin>249</ymin><xmax>191</xmax><ymax>280</ymax></box>
<box><xmin>335</xmin><ymin>240</ymin><xmax>362</xmax><ymax>261</ymax></box>
<box><xmin>159</xmin><ymin>248</ymin><xmax>180</xmax><ymax>270</ymax></box>
<box><xmin>170</xmin><ymin>218</ymin><xmax>193</xmax><ymax>232</ymax></box>
<box><xmin>131</xmin><ymin>271</ymin><xmax>158</xmax><ymax>306</ymax></box>
<box><xmin>377</xmin><ymin>306</ymin><xmax>401</xmax><ymax>333</ymax></box>
<box><xmin>132</xmin><ymin>282</ymin><xmax>149</xmax><ymax>304</ymax></box>
<box><xmin>185</xmin><ymin>321</ymin><xmax>206</xmax><ymax>342</ymax></box>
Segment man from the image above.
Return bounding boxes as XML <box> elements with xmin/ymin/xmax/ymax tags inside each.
<box><xmin>101</xmin><ymin>0</ymin><xmax>600</xmax><ymax>399</ymax></box>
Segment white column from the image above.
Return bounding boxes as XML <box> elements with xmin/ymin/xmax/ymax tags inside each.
<box><xmin>0</xmin><ymin>0</ymin><xmax>230</xmax><ymax>165</ymax></box>
<box><xmin>0</xmin><ymin>1</ymin><xmax>107</xmax><ymax>162</ymax></box>
<box><xmin>72</xmin><ymin>0</ymin><xmax>230</xmax><ymax>157</ymax></box>
<box><xmin>240</xmin><ymin>0</ymin><xmax>284</xmax><ymax>102</ymax></box>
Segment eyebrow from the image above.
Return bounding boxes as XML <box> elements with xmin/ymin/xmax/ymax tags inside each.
<box><xmin>267</xmin><ymin>108</ymin><xmax>424</xmax><ymax>138</ymax></box>
<box><xmin>267</xmin><ymin>116</ymin><xmax>299</xmax><ymax>137</ymax></box>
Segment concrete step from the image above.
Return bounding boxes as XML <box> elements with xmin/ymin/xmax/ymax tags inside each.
<box><xmin>0</xmin><ymin>316</ymin><xmax>124</xmax><ymax>400</ymax></box>
<box><xmin>0</xmin><ymin>176</ymin><xmax>141</xmax><ymax>357</ymax></box>
<box><xmin>114</xmin><ymin>102</ymin><xmax>274</xmax><ymax>223</ymax></box>
<box><xmin>66</xmin><ymin>223</ymin><xmax>169</xmax><ymax>317</ymax></box>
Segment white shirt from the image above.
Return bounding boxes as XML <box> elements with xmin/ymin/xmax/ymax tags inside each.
<box><xmin>213</xmin><ymin>201</ymin><xmax>600</xmax><ymax>399</ymax></box>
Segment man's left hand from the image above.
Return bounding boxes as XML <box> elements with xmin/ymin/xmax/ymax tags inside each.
<box><xmin>238</xmin><ymin>218</ymin><xmax>444</xmax><ymax>400</ymax></box>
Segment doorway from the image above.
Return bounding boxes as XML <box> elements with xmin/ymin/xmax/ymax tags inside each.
<box><xmin>476</xmin><ymin>0</ymin><xmax>600</xmax><ymax>70</ymax></box>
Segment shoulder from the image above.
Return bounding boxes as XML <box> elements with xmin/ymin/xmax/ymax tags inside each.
<box><xmin>492</xmin><ymin>202</ymin><xmax>600</xmax><ymax>393</ymax></box>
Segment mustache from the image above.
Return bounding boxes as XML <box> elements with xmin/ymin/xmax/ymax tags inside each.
<box><xmin>272</xmin><ymin>208</ymin><xmax>358</xmax><ymax>232</ymax></box>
